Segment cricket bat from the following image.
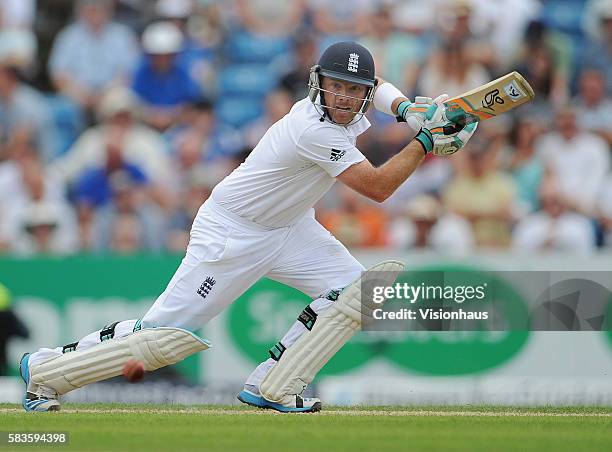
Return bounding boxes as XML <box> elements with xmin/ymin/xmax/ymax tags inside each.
<box><xmin>444</xmin><ymin>71</ymin><xmax>535</xmax><ymax>125</ymax></box>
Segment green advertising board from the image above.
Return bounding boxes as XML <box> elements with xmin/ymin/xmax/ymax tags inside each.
<box><xmin>0</xmin><ymin>255</ymin><xmax>203</xmax><ymax>379</ymax></box>
<box><xmin>1</xmin><ymin>256</ymin><xmax>536</xmax><ymax>382</ymax></box>
<box><xmin>228</xmin><ymin>264</ymin><xmax>531</xmax><ymax>376</ymax></box>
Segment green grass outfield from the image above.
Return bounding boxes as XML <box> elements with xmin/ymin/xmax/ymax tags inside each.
<box><xmin>1</xmin><ymin>404</ymin><xmax>611</xmax><ymax>452</ymax></box>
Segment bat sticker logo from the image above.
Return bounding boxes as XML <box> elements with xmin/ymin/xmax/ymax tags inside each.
<box><xmin>482</xmin><ymin>89</ymin><xmax>504</xmax><ymax>110</ymax></box>
<box><xmin>504</xmin><ymin>81</ymin><xmax>526</xmax><ymax>102</ymax></box>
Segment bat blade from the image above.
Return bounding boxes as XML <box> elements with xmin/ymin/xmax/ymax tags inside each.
<box><xmin>444</xmin><ymin>71</ymin><xmax>535</xmax><ymax>125</ymax></box>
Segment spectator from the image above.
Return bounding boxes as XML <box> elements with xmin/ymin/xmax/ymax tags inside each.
<box><xmin>0</xmin><ymin>1</ymin><xmax>37</xmax><ymax>74</ymax></box>
<box><xmin>234</xmin><ymin>0</ymin><xmax>306</xmax><ymax>37</ymax></box>
<box><xmin>13</xmin><ymin>201</ymin><xmax>79</xmax><ymax>255</ymax></box>
<box><xmin>91</xmin><ymin>173</ymin><xmax>165</xmax><ymax>253</ymax></box>
<box><xmin>132</xmin><ymin>21</ymin><xmax>202</xmax><ymax>131</ymax></box>
<box><xmin>574</xmin><ymin>68</ymin><xmax>612</xmax><ymax>145</ymax></box>
<box><xmin>187</xmin><ymin>0</ymin><xmax>224</xmax><ymax>51</ymax></box>
<box><xmin>501</xmin><ymin>117</ymin><xmax>544</xmax><ymax>214</ymax></box>
<box><xmin>434</xmin><ymin>0</ymin><xmax>497</xmax><ymax>70</ymax></box>
<box><xmin>319</xmin><ymin>185</ymin><xmax>389</xmax><ymax>248</ymax></box>
<box><xmin>0</xmin><ymin>282</ymin><xmax>29</xmax><ymax>375</ymax></box>
<box><xmin>50</xmin><ymin>86</ymin><xmax>171</xmax><ymax>198</ymax></box>
<box><xmin>443</xmin><ymin>137</ymin><xmax>517</xmax><ymax>248</ymax></box>
<box><xmin>166</xmin><ymin>126</ymin><xmax>231</xmax><ymax>196</ymax></box>
<box><xmin>0</xmin><ymin>150</ymin><xmax>78</xmax><ymax>255</ymax></box>
<box><xmin>155</xmin><ymin>0</ymin><xmax>218</xmax><ymax>98</ymax></box>
<box><xmin>468</xmin><ymin>0</ymin><xmax>540</xmax><ymax>68</ymax></box>
<box><xmin>361</xmin><ymin>5</ymin><xmax>424</xmax><ymax>94</ymax></box>
<box><xmin>583</xmin><ymin>0</ymin><xmax>610</xmax><ymax>39</ymax></box>
<box><xmin>308</xmin><ymin>0</ymin><xmax>373</xmax><ymax>39</ymax></box>
<box><xmin>374</xmin><ymin>106</ymin><xmax>453</xmax><ymax>211</ymax></box>
<box><xmin>0</xmin><ymin>62</ymin><xmax>59</xmax><ymax>162</ymax></box>
<box><xmin>108</xmin><ymin>213</ymin><xmax>146</xmax><ymax>254</ymax></box>
<box><xmin>0</xmin><ymin>27</ymin><xmax>37</xmax><ymax>74</ymax></box>
<box><xmin>0</xmin><ymin>141</ymin><xmax>69</xmax><ymax>252</ymax></box>
<box><xmin>515</xmin><ymin>20</ymin><xmax>572</xmax><ymax>107</ymax></box>
<box><xmin>417</xmin><ymin>39</ymin><xmax>490</xmax><ymax>99</ymax></box>
<box><xmin>48</xmin><ymin>0</ymin><xmax>139</xmax><ymax>113</ymax></box>
<box><xmin>165</xmin><ymin>168</ymin><xmax>218</xmax><ymax>252</ymax></box>
<box><xmin>536</xmin><ymin>107</ymin><xmax>610</xmax><ymax>216</ymax></box>
<box><xmin>360</xmin><ymin>109</ymin><xmax>419</xmax><ymax>166</ymax></box>
<box><xmin>113</xmin><ymin>0</ymin><xmax>154</xmax><ymax>32</ymax></box>
<box><xmin>389</xmin><ymin>194</ymin><xmax>474</xmax><ymax>254</ymax></box>
<box><xmin>155</xmin><ymin>0</ymin><xmax>193</xmax><ymax>38</ymax></box>
<box><xmin>50</xmin><ymin>86</ymin><xmax>171</xmax><ymax>246</ymax></box>
<box><xmin>280</xmin><ymin>34</ymin><xmax>318</xmax><ymax>101</ymax></box>
<box><xmin>244</xmin><ymin>89</ymin><xmax>293</xmax><ymax>148</ymax></box>
<box><xmin>513</xmin><ymin>183</ymin><xmax>596</xmax><ymax>254</ymax></box>
<box><xmin>73</xmin><ymin>144</ymin><xmax>148</xmax><ymax>211</ymax></box>
<box><xmin>384</xmin><ymin>150</ymin><xmax>453</xmax><ymax>212</ymax></box>
<box><xmin>0</xmin><ymin>0</ymin><xmax>35</xmax><ymax>29</ymax></box>
<box><xmin>387</xmin><ymin>0</ymin><xmax>443</xmax><ymax>35</ymax></box>
<box><xmin>164</xmin><ymin>99</ymin><xmax>243</xmax><ymax>167</ymax></box>
<box><xmin>581</xmin><ymin>2</ymin><xmax>612</xmax><ymax>95</ymax></box>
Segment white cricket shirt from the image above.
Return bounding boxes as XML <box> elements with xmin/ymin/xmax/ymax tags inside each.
<box><xmin>211</xmin><ymin>98</ymin><xmax>370</xmax><ymax>228</ymax></box>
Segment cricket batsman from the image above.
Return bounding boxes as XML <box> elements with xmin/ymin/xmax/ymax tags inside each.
<box><xmin>19</xmin><ymin>42</ymin><xmax>476</xmax><ymax>413</ymax></box>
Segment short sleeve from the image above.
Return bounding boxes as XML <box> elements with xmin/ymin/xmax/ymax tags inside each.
<box><xmin>296</xmin><ymin>125</ymin><xmax>365</xmax><ymax>177</ymax></box>
<box><xmin>48</xmin><ymin>28</ymin><xmax>74</xmax><ymax>77</ymax></box>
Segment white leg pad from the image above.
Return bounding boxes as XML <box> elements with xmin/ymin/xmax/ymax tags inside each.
<box><xmin>30</xmin><ymin>328</ymin><xmax>211</xmax><ymax>395</ymax></box>
<box><xmin>260</xmin><ymin>260</ymin><xmax>404</xmax><ymax>403</ymax></box>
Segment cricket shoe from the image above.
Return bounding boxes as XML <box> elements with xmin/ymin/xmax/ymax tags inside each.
<box><xmin>19</xmin><ymin>353</ymin><xmax>61</xmax><ymax>412</ymax></box>
<box><xmin>237</xmin><ymin>385</ymin><xmax>321</xmax><ymax>413</ymax></box>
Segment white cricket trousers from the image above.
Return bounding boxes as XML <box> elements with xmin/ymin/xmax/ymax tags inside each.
<box><xmin>29</xmin><ymin>199</ymin><xmax>364</xmax><ymax>388</ymax></box>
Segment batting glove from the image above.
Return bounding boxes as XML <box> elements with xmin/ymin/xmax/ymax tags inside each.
<box><xmin>423</xmin><ymin>104</ymin><xmax>478</xmax><ymax>155</ymax></box>
<box><xmin>396</xmin><ymin>94</ymin><xmax>449</xmax><ymax>131</ymax></box>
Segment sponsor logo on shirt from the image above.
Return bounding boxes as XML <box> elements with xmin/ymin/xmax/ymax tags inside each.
<box><xmin>330</xmin><ymin>148</ymin><xmax>346</xmax><ymax>161</ymax></box>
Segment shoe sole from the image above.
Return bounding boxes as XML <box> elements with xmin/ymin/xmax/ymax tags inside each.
<box><xmin>237</xmin><ymin>391</ymin><xmax>321</xmax><ymax>413</ymax></box>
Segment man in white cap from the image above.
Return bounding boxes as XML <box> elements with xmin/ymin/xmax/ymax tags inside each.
<box><xmin>132</xmin><ymin>21</ymin><xmax>202</xmax><ymax>130</ymax></box>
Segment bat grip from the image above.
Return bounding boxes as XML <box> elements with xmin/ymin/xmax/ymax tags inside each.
<box><xmin>442</xmin><ymin>120</ymin><xmax>466</xmax><ymax>135</ymax></box>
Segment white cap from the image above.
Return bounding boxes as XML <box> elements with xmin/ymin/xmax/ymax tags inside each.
<box><xmin>23</xmin><ymin>202</ymin><xmax>60</xmax><ymax>229</ymax></box>
<box><xmin>142</xmin><ymin>21</ymin><xmax>183</xmax><ymax>54</ymax></box>
<box><xmin>156</xmin><ymin>0</ymin><xmax>192</xmax><ymax>18</ymax></box>
<box><xmin>97</xmin><ymin>85</ymin><xmax>139</xmax><ymax>119</ymax></box>
<box><xmin>0</xmin><ymin>29</ymin><xmax>37</xmax><ymax>68</ymax></box>
<box><xmin>406</xmin><ymin>195</ymin><xmax>441</xmax><ymax>221</ymax></box>
<box><xmin>600</xmin><ymin>2</ymin><xmax>612</xmax><ymax>20</ymax></box>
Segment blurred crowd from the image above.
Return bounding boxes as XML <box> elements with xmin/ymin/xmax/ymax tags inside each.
<box><xmin>0</xmin><ymin>0</ymin><xmax>611</xmax><ymax>256</ymax></box>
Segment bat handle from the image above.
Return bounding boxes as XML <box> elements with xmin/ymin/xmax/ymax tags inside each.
<box><xmin>442</xmin><ymin>117</ymin><xmax>467</xmax><ymax>135</ymax></box>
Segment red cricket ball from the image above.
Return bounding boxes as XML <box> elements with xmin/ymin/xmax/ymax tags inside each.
<box><xmin>122</xmin><ymin>359</ymin><xmax>145</xmax><ymax>383</ymax></box>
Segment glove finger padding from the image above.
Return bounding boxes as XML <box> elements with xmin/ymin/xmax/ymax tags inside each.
<box><xmin>399</xmin><ymin>94</ymin><xmax>451</xmax><ymax>136</ymax></box>
<box><xmin>431</xmin><ymin>122</ymin><xmax>478</xmax><ymax>155</ymax></box>
<box><xmin>401</xmin><ymin>97</ymin><xmax>432</xmax><ymax>131</ymax></box>
<box><xmin>432</xmin><ymin>93</ymin><xmax>449</xmax><ymax>105</ymax></box>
